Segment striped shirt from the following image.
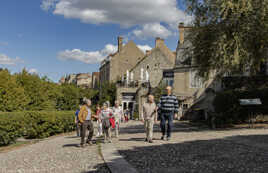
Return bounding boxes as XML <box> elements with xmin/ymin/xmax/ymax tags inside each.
<box><xmin>158</xmin><ymin>94</ymin><xmax>179</xmax><ymax>113</ymax></box>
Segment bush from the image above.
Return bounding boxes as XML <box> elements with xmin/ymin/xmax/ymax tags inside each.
<box><xmin>0</xmin><ymin>111</ymin><xmax>75</xmax><ymax>146</ymax></box>
<box><xmin>213</xmin><ymin>88</ymin><xmax>268</xmax><ymax>126</ymax></box>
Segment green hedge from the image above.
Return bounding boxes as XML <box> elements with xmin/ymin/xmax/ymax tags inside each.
<box><xmin>213</xmin><ymin>88</ymin><xmax>268</xmax><ymax>126</ymax></box>
<box><xmin>0</xmin><ymin>111</ymin><xmax>75</xmax><ymax>146</ymax></box>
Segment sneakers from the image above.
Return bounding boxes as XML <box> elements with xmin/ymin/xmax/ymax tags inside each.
<box><xmin>167</xmin><ymin>137</ymin><xmax>171</xmax><ymax>141</ymax></box>
<box><xmin>161</xmin><ymin>136</ymin><xmax>165</xmax><ymax>140</ymax></box>
<box><xmin>148</xmin><ymin>140</ymin><xmax>154</xmax><ymax>143</ymax></box>
<box><xmin>145</xmin><ymin>138</ymin><xmax>148</xmax><ymax>142</ymax></box>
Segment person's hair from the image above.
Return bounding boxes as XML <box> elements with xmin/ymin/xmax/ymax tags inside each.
<box><xmin>82</xmin><ymin>97</ymin><xmax>91</xmax><ymax>105</ymax></box>
<box><xmin>105</xmin><ymin>101</ymin><xmax>110</xmax><ymax>107</ymax></box>
<box><xmin>103</xmin><ymin>102</ymin><xmax>108</xmax><ymax>107</ymax></box>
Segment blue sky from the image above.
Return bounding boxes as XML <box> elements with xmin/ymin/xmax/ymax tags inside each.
<box><xmin>0</xmin><ymin>0</ymin><xmax>191</xmax><ymax>82</ymax></box>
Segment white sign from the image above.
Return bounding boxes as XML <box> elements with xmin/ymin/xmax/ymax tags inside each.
<box><xmin>239</xmin><ymin>99</ymin><xmax>262</xmax><ymax>106</ymax></box>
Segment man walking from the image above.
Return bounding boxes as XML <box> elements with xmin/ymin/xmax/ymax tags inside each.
<box><xmin>78</xmin><ymin>98</ymin><xmax>96</xmax><ymax>147</ymax></box>
<box><xmin>158</xmin><ymin>86</ymin><xmax>179</xmax><ymax>141</ymax></box>
<box><xmin>112</xmin><ymin>100</ymin><xmax>123</xmax><ymax>138</ymax></box>
<box><xmin>141</xmin><ymin>94</ymin><xmax>157</xmax><ymax>143</ymax></box>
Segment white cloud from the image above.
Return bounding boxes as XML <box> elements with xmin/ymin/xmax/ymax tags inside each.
<box><xmin>58</xmin><ymin>44</ymin><xmax>117</xmax><ymax>64</ymax></box>
<box><xmin>58</xmin><ymin>43</ymin><xmax>151</xmax><ymax>64</ymax></box>
<box><xmin>133</xmin><ymin>23</ymin><xmax>172</xmax><ymax>39</ymax></box>
<box><xmin>41</xmin><ymin>0</ymin><xmax>192</xmax><ymax>39</ymax></box>
<box><xmin>41</xmin><ymin>0</ymin><xmax>58</xmax><ymax>11</ymax></box>
<box><xmin>28</xmin><ymin>68</ymin><xmax>38</xmax><ymax>74</ymax></box>
<box><xmin>0</xmin><ymin>54</ymin><xmax>22</xmax><ymax>65</ymax></box>
<box><xmin>137</xmin><ymin>45</ymin><xmax>152</xmax><ymax>53</ymax></box>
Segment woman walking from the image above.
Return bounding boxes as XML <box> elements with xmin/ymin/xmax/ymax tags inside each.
<box><xmin>100</xmin><ymin>102</ymin><xmax>113</xmax><ymax>143</ymax></box>
<box><xmin>95</xmin><ymin>104</ymin><xmax>103</xmax><ymax>137</ymax></box>
<box><xmin>112</xmin><ymin>100</ymin><xmax>123</xmax><ymax>138</ymax></box>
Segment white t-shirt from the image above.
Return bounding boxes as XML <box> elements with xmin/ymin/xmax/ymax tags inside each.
<box><xmin>113</xmin><ymin>106</ymin><xmax>123</xmax><ymax>121</ymax></box>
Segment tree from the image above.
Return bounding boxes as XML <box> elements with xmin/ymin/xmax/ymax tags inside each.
<box><xmin>0</xmin><ymin>69</ymin><xmax>29</xmax><ymax>111</ymax></box>
<box><xmin>99</xmin><ymin>82</ymin><xmax>116</xmax><ymax>106</ymax></box>
<box><xmin>185</xmin><ymin>0</ymin><xmax>268</xmax><ymax>79</ymax></box>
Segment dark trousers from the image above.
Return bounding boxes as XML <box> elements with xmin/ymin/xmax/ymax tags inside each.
<box><xmin>160</xmin><ymin>113</ymin><xmax>174</xmax><ymax>137</ymax></box>
<box><xmin>80</xmin><ymin>120</ymin><xmax>94</xmax><ymax>145</ymax></box>
<box><xmin>76</xmin><ymin>122</ymin><xmax>80</xmax><ymax>137</ymax></box>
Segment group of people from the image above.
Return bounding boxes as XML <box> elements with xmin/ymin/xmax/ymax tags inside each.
<box><xmin>75</xmin><ymin>99</ymin><xmax>124</xmax><ymax>147</ymax></box>
<box><xmin>75</xmin><ymin>85</ymin><xmax>179</xmax><ymax>147</ymax></box>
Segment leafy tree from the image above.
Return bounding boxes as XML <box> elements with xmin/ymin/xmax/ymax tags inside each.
<box><xmin>185</xmin><ymin>0</ymin><xmax>268</xmax><ymax>78</ymax></box>
<box><xmin>99</xmin><ymin>82</ymin><xmax>116</xmax><ymax>106</ymax></box>
<box><xmin>0</xmin><ymin>69</ymin><xmax>29</xmax><ymax>111</ymax></box>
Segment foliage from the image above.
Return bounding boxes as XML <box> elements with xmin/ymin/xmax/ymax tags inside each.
<box><xmin>0</xmin><ymin>69</ymin><xmax>98</xmax><ymax>112</ymax></box>
<box><xmin>0</xmin><ymin>111</ymin><xmax>75</xmax><ymax>146</ymax></box>
<box><xmin>185</xmin><ymin>0</ymin><xmax>268</xmax><ymax>79</ymax></box>
<box><xmin>213</xmin><ymin>88</ymin><xmax>268</xmax><ymax>126</ymax></box>
<box><xmin>99</xmin><ymin>82</ymin><xmax>116</xmax><ymax>106</ymax></box>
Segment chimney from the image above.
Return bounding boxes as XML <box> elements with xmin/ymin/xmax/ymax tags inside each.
<box><xmin>179</xmin><ymin>22</ymin><xmax>185</xmax><ymax>45</ymax></box>
<box><xmin>118</xmin><ymin>36</ymin><xmax>123</xmax><ymax>52</ymax></box>
<box><xmin>155</xmin><ymin>37</ymin><xmax>164</xmax><ymax>48</ymax></box>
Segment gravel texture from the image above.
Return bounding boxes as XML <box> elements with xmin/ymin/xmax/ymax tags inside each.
<box><xmin>115</xmin><ymin>121</ymin><xmax>268</xmax><ymax>173</ymax></box>
<box><xmin>0</xmin><ymin>129</ymin><xmax>110</xmax><ymax>173</ymax></box>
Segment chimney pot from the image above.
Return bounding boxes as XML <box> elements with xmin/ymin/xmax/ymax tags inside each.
<box><xmin>178</xmin><ymin>22</ymin><xmax>185</xmax><ymax>45</ymax></box>
<box><xmin>155</xmin><ymin>37</ymin><xmax>164</xmax><ymax>48</ymax></box>
<box><xmin>118</xmin><ymin>36</ymin><xmax>123</xmax><ymax>52</ymax></box>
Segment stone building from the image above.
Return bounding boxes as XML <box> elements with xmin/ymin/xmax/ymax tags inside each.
<box><xmin>76</xmin><ymin>73</ymin><xmax>92</xmax><ymax>88</ymax></box>
<box><xmin>59</xmin><ymin>73</ymin><xmax>92</xmax><ymax>88</ymax></box>
<box><xmin>172</xmin><ymin>23</ymin><xmax>221</xmax><ymax>119</ymax></box>
<box><xmin>99</xmin><ymin>37</ymin><xmax>145</xmax><ymax>86</ymax></box>
<box><xmin>116</xmin><ymin>38</ymin><xmax>176</xmax><ymax>118</ymax></box>
<box><xmin>91</xmin><ymin>72</ymin><xmax>100</xmax><ymax>89</ymax></box>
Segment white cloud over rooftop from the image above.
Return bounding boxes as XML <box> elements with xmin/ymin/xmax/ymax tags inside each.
<box><xmin>41</xmin><ymin>0</ymin><xmax>192</xmax><ymax>39</ymax></box>
<box><xmin>58</xmin><ymin>43</ymin><xmax>152</xmax><ymax>64</ymax></box>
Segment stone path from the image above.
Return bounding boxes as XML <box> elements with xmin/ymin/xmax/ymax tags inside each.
<box><xmin>1</xmin><ymin>120</ymin><xmax>268</xmax><ymax>173</ymax></box>
<box><xmin>0</xmin><ymin>133</ymin><xmax>110</xmax><ymax>173</ymax></box>
<box><xmin>114</xmin><ymin>121</ymin><xmax>268</xmax><ymax>173</ymax></box>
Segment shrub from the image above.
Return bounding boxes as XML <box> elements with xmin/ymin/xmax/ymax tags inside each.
<box><xmin>0</xmin><ymin>111</ymin><xmax>75</xmax><ymax>146</ymax></box>
<box><xmin>213</xmin><ymin>88</ymin><xmax>268</xmax><ymax>126</ymax></box>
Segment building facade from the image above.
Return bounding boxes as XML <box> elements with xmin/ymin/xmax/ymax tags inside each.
<box><xmin>99</xmin><ymin>36</ymin><xmax>145</xmax><ymax>86</ymax></box>
<box><xmin>91</xmin><ymin>72</ymin><xmax>100</xmax><ymax>89</ymax></box>
<box><xmin>116</xmin><ymin>38</ymin><xmax>176</xmax><ymax>118</ymax></box>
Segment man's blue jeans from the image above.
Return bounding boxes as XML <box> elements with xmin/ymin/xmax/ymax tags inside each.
<box><xmin>160</xmin><ymin>113</ymin><xmax>174</xmax><ymax>137</ymax></box>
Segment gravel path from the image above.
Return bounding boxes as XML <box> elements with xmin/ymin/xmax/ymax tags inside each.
<box><xmin>114</xmin><ymin>121</ymin><xmax>268</xmax><ymax>173</ymax></box>
<box><xmin>0</xmin><ymin>133</ymin><xmax>110</xmax><ymax>173</ymax></box>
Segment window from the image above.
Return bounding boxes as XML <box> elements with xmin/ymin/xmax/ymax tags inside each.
<box><xmin>190</xmin><ymin>70</ymin><xmax>202</xmax><ymax>88</ymax></box>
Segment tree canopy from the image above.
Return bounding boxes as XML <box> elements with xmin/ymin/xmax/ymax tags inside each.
<box><xmin>185</xmin><ymin>0</ymin><xmax>268</xmax><ymax>78</ymax></box>
<box><xmin>0</xmin><ymin>69</ymin><xmax>98</xmax><ymax>112</ymax></box>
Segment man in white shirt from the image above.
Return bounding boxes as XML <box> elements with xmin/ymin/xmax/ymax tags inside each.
<box><xmin>141</xmin><ymin>94</ymin><xmax>157</xmax><ymax>143</ymax></box>
<box><xmin>113</xmin><ymin>100</ymin><xmax>123</xmax><ymax>138</ymax></box>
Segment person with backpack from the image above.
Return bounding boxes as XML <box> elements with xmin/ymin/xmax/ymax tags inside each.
<box><xmin>100</xmin><ymin>102</ymin><xmax>113</xmax><ymax>143</ymax></box>
<box><xmin>78</xmin><ymin>98</ymin><xmax>98</xmax><ymax>147</ymax></box>
<box><xmin>158</xmin><ymin>86</ymin><xmax>179</xmax><ymax>141</ymax></box>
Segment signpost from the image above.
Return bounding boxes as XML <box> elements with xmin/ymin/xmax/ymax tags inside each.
<box><xmin>239</xmin><ymin>98</ymin><xmax>262</xmax><ymax>128</ymax></box>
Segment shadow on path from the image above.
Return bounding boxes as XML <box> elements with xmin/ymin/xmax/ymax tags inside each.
<box><xmin>102</xmin><ymin>134</ymin><xmax>268</xmax><ymax>173</ymax></box>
